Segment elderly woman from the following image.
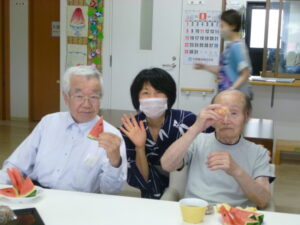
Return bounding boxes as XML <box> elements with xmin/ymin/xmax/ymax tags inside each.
<box><xmin>0</xmin><ymin>66</ymin><xmax>127</xmax><ymax>194</ymax></box>
<box><xmin>120</xmin><ymin>68</ymin><xmax>198</xmax><ymax>199</ymax></box>
<box><xmin>161</xmin><ymin>90</ymin><xmax>274</xmax><ymax>208</ymax></box>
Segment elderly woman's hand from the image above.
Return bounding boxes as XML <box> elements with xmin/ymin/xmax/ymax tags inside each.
<box><xmin>98</xmin><ymin>133</ymin><xmax>122</xmax><ymax>168</ymax></box>
<box><xmin>120</xmin><ymin>114</ymin><xmax>147</xmax><ymax>149</ymax></box>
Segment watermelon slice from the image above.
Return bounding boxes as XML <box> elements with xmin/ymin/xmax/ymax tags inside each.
<box><xmin>218</xmin><ymin>204</ymin><xmax>264</xmax><ymax>225</ymax></box>
<box><xmin>0</xmin><ymin>168</ymin><xmax>36</xmax><ymax>198</ymax></box>
<box><xmin>88</xmin><ymin>117</ymin><xmax>104</xmax><ymax>140</ymax></box>
<box><xmin>0</xmin><ymin>187</ymin><xmax>18</xmax><ymax>197</ymax></box>
<box><xmin>230</xmin><ymin>209</ymin><xmax>259</xmax><ymax>225</ymax></box>
<box><xmin>231</xmin><ymin>207</ymin><xmax>264</xmax><ymax>224</ymax></box>
<box><xmin>18</xmin><ymin>177</ymin><xmax>36</xmax><ymax>197</ymax></box>
<box><xmin>219</xmin><ymin>205</ymin><xmax>236</xmax><ymax>225</ymax></box>
<box><xmin>6</xmin><ymin>168</ymin><xmax>19</xmax><ymax>190</ymax></box>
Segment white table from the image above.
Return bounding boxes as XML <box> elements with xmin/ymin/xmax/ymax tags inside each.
<box><xmin>1</xmin><ymin>188</ymin><xmax>300</xmax><ymax>225</ymax></box>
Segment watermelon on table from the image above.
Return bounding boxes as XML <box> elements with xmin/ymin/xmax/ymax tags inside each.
<box><xmin>0</xmin><ymin>168</ymin><xmax>36</xmax><ymax>198</ymax></box>
<box><xmin>218</xmin><ymin>204</ymin><xmax>264</xmax><ymax>225</ymax></box>
<box><xmin>0</xmin><ymin>187</ymin><xmax>18</xmax><ymax>197</ymax></box>
<box><xmin>88</xmin><ymin>116</ymin><xmax>104</xmax><ymax>140</ymax></box>
<box><xmin>230</xmin><ymin>209</ymin><xmax>259</xmax><ymax>225</ymax></box>
<box><xmin>18</xmin><ymin>177</ymin><xmax>36</xmax><ymax>198</ymax></box>
<box><xmin>219</xmin><ymin>205</ymin><xmax>236</xmax><ymax>225</ymax></box>
<box><xmin>6</xmin><ymin>168</ymin><xmax>19</xmax><ymax>190</ymax></box>
<box><xmin>231</xmin><ymin>207</ymin><xmax>264</xmax><ymax>224</ymax></box>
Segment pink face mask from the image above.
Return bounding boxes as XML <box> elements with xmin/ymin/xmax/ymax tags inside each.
<box><xmin>139</xmin><ymin>98</ymin><xmax>168</xmax><ymax>119</ymax></box>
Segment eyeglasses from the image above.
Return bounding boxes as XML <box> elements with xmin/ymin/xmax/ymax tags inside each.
<box><xmin>70</xmin><ymin>95</ymin><xmax>100</xmax><ymax>104</ymax></box>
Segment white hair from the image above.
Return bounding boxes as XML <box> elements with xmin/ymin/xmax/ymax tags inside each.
<box><xmin>62</xmin><ymin>65</ymin><xmax>103</xmax><ymax>94</ymax></box>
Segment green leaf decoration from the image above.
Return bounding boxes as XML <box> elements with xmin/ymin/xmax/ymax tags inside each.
<box><xmin>98</xmin><ymin>7</ymin><xmax>104</xmax><ymax>13</ymax></box>
<box><xmin>98</xmin><ymin>32</ymin><xmax>104</xmax><ymax>39</ymax></box>
<box><xmin>90</xmin><ymin>24</ymin><xmax>97</xmax><ymax>31</ymax></box>
<box><xmin>88</xmin><ymin>8</ymin><xmax>95</xmax><ymax>16</ymax></box>
<box><xmin>93</xmin><ymin>57</ymin><xmax>101</xmax><ymax>65</ymax></box>
<box><xmin>98</xmin><ymin>17</ymin><xmax>104</xmax><ymax>23</ymax></box>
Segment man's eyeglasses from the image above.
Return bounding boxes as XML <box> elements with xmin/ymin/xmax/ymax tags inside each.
<box><xmin>70</xmin><ymin>95</ymin><xmax>100</xmax><ymax>104</ymax></box>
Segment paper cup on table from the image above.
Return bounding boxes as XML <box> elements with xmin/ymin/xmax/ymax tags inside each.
<box><xmin>179</xmin><ymin>198</ymin><xmax>208</xmax><ymax>224</ymax></box>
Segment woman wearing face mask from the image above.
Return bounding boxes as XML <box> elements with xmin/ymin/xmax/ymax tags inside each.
<box><xmin>120</xmin><ymin>68</ymin><xmax>198</xmax><ymax>199</ymax></box>
<box><xmin>194</xmin><ymin>9</ymin><xmax>253</xmax><ymax>98</ymax></box>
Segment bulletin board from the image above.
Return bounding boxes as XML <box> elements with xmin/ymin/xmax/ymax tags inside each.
<box><xmin>66</xmin><ymin>0</ymin><xmax>104</xmax><ymax>71</ymax></box>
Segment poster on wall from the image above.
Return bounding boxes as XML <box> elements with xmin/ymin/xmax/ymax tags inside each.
<box><xmin>67</xmin><ymin>6</ymin><xmax>89</xmax><ymax>37</ymax></box>
<box><xmin>66</xmin><ymin>44</ymin><xmax>88</xmax><ymax>68</ymax></box>
<box><xmin>182</xmin><ymin>10</ymin><xmax>221</xmax><ymax>65</ymax></box>
<box><xmin>66</xmin><ymin>0</ymin><xmax>104</xmax><ymax>71</ymax></box>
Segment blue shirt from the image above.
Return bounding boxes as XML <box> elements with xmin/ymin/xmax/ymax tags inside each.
<box><xmin>0</xmin><ymin>112</ymin><xmax>127</xmax><ymax>194</ymax></box>
<box><xmin>219</xmin><ymin>40</ymin><xmax>252</xmax><ymax>97</ymax></box>
<box><xmin>122</xmin><ymin>109</ymin><xmax>197</xmax><ymax>199</ymax></box>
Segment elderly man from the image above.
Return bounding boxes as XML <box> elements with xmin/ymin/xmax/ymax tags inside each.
<box><xmin>0</xmin><ymin>66</ymin><xmax>127</xmax><ymax>194</ymax></box>
<box><xmin>161</xmin><ymin>90</ymin><xmax>274</xmax><ymax>208</ymax></box>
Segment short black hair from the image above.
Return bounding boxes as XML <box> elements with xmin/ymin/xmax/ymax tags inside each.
<box><xmin>221</xmin><ymin>9</ymin><xmax>241</xmax><ymax>32</ymax></box>
<box><xmin>130</xmin><ymin>68</ymin><xmax>177</xmax><ymax>111</ymax></box>
<box><xmin>211</xmin><ymin>90</ymin><xmax>252</xmax><ymax>115</ymax></box>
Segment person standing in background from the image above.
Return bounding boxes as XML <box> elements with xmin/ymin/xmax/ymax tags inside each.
<box><xmin>194</xmin><ymin>10</ymin><xmax>253</xmax><ymax>99</ymax></box>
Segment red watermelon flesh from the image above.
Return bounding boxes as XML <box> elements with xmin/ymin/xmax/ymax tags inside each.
<box><xmin>219</xmin><ymin>205</ymin><xmax>263</xmax><ymax>225</ymax></box>
<box><xmin>18</xmin><ymin>177</ymin><xmax>36</xmax><ymax>197</ymax></box>
<box><xmin>230</xmin><ymin>209</ymin><xmax>259</xmax><ymax>225</ymax></box>
<box><xmin>0</xmin><ymin>187</ymin><xmax>18</xmax><ymax>197</ymax></box>
<box><xmin>230</xmin><ymin>208</ymin><xmax>264</xmax><ymax>224</ymax></box>
<box><xmin>6</xmin><ymin>168</ymin><xmax>19</xmax><ymax>190</ymax></box>
<box><xmin>220</xmin><ymin>205</ymin><xmax>236</xmax><ymax>225</ymax></box>
<box><xmin>88</xmin><ymin>117</ymin><xmax>104</xmax><ymax>140</ymax></box>
<box><xmin>11</xmin><ymin>167</ymin><xmax>25</xmax><ymax>192</ymax></box>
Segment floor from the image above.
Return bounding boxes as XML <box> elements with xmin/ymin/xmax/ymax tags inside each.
<box><xmin>1</xmin><ymin>113</ymin><xmax>300</xmax><ymax>214</ymax></box>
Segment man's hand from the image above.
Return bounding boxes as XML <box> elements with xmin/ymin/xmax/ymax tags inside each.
<box><xmin>206</xmin><ymin>151</ymin><xmax>241</xmax><ymax>177</ymax></box>
<box><xmin>98</xmin><ymin>133</ymin><xmax>121</xmax><ymax>168</ymax></box>
<box><xmin>191</xmin><ymin>105</ymin><xmax>224</xmax><ymax>134</ymax></box>
<box><xmin>120</xmin><ymin>114</ymin><xmax>147</xmax><ymax>149</ymax></box>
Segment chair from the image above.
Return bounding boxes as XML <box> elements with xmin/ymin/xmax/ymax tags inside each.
<box><xmin>161</xmin><ymin>164</ymin><xmax>276</xmax><ymax>211</ymax></box>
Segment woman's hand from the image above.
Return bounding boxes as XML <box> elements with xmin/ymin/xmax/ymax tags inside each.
<box><xmin>120</xmin><ymin>114</ymin><xmax>147</xmax><ymax>149</ymax></box>
<box><xmin>194</xmin><ymin>63</ymin><xmax>207</xmax><ymax>70</ymax></box>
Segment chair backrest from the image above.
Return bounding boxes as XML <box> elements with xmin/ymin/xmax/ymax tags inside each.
<box><xmin>167</xmin><ymin>165</ymin><xmax>189</xmax><ymax>200</ymax></box>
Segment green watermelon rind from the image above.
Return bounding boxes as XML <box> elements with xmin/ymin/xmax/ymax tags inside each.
<box><xmin>87</xmin><ymin>134</ymin><xmax>98</xmax><ymax>140</ymax></box>
<box><xmin>23</xmin><ymin>188</ymin><xmax>37</xmax><ymax>198</ymax></box>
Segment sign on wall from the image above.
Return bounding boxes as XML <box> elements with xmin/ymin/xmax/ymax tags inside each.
<box><xmin>182</xmin><ymin>9</ymin><xmax>221</xmax><ymax>65</ymax></box>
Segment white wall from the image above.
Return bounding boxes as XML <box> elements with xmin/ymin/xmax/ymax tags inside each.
<box><xmin>10</xmin><ymin>0</ymin><xmax>29</xmax><ymax>119</ymax></box>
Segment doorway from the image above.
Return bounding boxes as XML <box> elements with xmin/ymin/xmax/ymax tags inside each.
<box><xmin>0</xmin><ymin>0</ymin><xmax>10</xmax><ymax>120</ymax></box>
<box><xmin>29</xmin><ymin>0</ymin><xmax>60</xmax><ymax>121</ymax></box>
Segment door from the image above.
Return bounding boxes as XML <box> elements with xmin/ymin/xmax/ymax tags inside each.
<box><xmin>0</xmin><ymin>0</ymin><xmax>10</xmax><ymax>120</ymax></box>
<box><xmin>0</xmin><ymin>0</ymin><xmax>3</xmax><ymax>119</ymax></box>
<box><xmin>110</xmin><ymin>0</ymin><xmax>182</xmax><ymax>111</ymax></box>
<box><xmin>29</xmin><ymin>0</ymin><xmax>60</xmax><ymax>121</ymax></box>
